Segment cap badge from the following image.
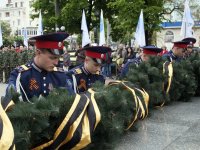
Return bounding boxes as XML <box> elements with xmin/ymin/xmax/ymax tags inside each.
<box><xmin>58</xmin><ymin>42</ymin><xmax>62</xmax><ymax>47</ymax></box>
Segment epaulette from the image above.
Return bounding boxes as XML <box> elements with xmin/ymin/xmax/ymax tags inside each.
<box><xmin>16</xmin><ymin>64</ymin><xmax>31</xmax><ymax>73</ymax></box>
<box><xmin>95</xmin><ymin>71</ymin><xmax>100</xmax><ymax>75</ymax></box>
<box><xmin>59</xmin><ymin>57</ymin><xmax>63</xmax><ymax>61</ymax></box>
<box><xmin>53</xmin><ymin>67</ymin><xmax>65</xmax><ymax>72</ymax></box>
<box><xmin>74</xmin><ymin>68</ymin><xmax>82</xmax><ymax>74</ymax></box>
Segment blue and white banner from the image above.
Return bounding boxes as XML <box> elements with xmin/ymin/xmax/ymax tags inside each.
<box><xmin>81</xmin><ymin>9</ymin><xmax>91</xmax><ymax>47</ymax></box>
<box><xmin>99</xmin><ymin>9</ymin><xmax>106</xmax><ymax>46</ymax></box>
<box><xmin>134</xmin><ymin>10</ymin><xmax>146</xmax><ymax>47</ymax></box>
<box><xmin>37</xmin><ymin>10</ymin><xmax>43</xmax><ymax>35</ymax></box>
<box><xmin>180</xmin><ymin>0</ymin><xmax>194</xmax><ymax>38</ymax></box>
<box><xmin>23</xmin><ymin>27</ymin><xmax>28</xmax><ymax>47</ymax></box>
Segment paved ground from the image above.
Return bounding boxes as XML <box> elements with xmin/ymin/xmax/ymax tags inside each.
<box><xmin>0</xmin><ymin>83</ymin><xmax>200</xmax><ymax>150</ymax></box>
<box><xmin>115</xmin><ymin>97</ymin><xmax>200</xmax><ymax>150</ymax></box>
<box><xmin>0</xmin><ymin>83</ymin><xmax>7</xmax><ymax>97</ymax></box>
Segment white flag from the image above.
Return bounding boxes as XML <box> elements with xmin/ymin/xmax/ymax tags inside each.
<box><xmin>81</xmin><ymin>9</ymin><xmax>91</xmax><ymax>47</ymax></box>
<box><xmin>23</xmin><ymin>28</ymin><xmax>28</xmax><ymax>47</ymax></box>
<box><xmin>180</xmin><ymin>0</ymin><xmax>194</xmax><ymax>38</ymax></box>
<box><xmin>99</xmin><ymin>9</ymin><xmax>106</xmax><ymax>46</ymax></box>
<box><xmin>134</xmin><ymin>10</ymin><xmax>146</xmax><ymax>47</ymax></box>
<box><xmin>37</xmin><ymin>10</ymin><xmax>43</xmax><ymax>35</ymax></box>
<box><xmin>0</xmin><ymin>23</ymin><xmax>3</xmax><ymax>47</ymax></box>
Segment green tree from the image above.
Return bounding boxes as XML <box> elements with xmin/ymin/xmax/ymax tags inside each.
<box><xmin>31</xmin><ymin>0</ymin><xmax>195</xmax><ymax>45</ymax></box>
<box><xmin>32</xmin><ymin>1</ymin><xmax>110</xmax><ymax>30</ymax></box>
<box><xmin>0</xmin><ymin>21</ymin><xmax>12</xmax><ymax>46</ymax></box>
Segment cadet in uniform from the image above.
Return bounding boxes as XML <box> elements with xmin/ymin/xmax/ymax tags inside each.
<box><xmin>66</xmin><ymin>46</ymin><xmax>112</xmax><ymax>94</ymax></box>
<box><xmin>182</xmin><ymin>37</ymin><xmax>196</xmax><ymax>57</ymax></box>
<box><xmin>120</xmin><ymin>45</ymin><xmax>162</xmax><ymax>77</ymax></box>
<box><xmin>5</xmin><ymin>32</ymin><xmax>69</xmax><ymax>102</ymax></box>
<box><xmin>162</xmin><ymin>40</ymin><xmax>190</xmax><ymax>62</ymax></box>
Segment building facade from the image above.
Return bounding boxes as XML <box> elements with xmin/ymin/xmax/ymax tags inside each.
<box><xmin>156</xmin><ymin>21</ymin><xmax>200</xmax><ymax>50</ymax></box>
<box><xmin>0</xmin><ymin>0</ymin><xmax>38</xmax><ymax>38</ymax></box>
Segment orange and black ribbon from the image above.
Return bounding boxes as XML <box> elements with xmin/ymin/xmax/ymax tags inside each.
<box><xmin>155</xmin><ymin>61</ymin><xmax>173</xmax><ymax>107</ymax></box>
<box><xmin>33</xmin><ymin>89</ymin><xmax>101</xmax><ymax>150</ymax></box>
<box><xmin>0</xmin><ymin>99</ymin><xmax>15</xmax><ymax>150</ymax></box>
<box><xmin>163</xmin><ymin>61</ymin><xmax>173</xmax><ymax>94</ymax></box>
<box><xmin>78</xmin><ymin>79</ymin><xmax>87</xmax><ymax>91</ymax></box>
<box><xmin>107</xmin><ymin>80</ymin><xmax>149</xmax><ymax>130</ymax></box>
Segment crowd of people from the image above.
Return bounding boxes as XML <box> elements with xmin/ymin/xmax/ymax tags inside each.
<box><xmin>1</xmin><ymin>32</ymin><xmax>199</xmax><ymax>102</ymax></box>
<box><xmin>0</xmin><ymin>31</ymin><xmax>199</xmax><ymax>150</ymax></box>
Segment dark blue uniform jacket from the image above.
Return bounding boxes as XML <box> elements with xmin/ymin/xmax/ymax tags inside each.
<box><xmin>66</xmin><ymin>65</ymin><xmax>105</xmax><ymax>94</ymax></box>
<box><xmin>120</xmin><ymin>57</ymin><xmax>142</xmax><ymax>77</ymax></box>
<box><xmin>7</xmin><ymin>61</ymin><xmax>67</xmax><ymax>102</ymax></box>
<box><xmin>162</xmin><ymin>50</ymin><xmax>182</xmax><ymax>62</ymax></box>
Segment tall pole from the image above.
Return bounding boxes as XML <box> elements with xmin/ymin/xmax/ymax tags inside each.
<box><xmin>55</xmin><ymin>0</ymin><xmax>60</xmax><ymax>31</ymax></box>
<box><xmin>94</xmin><ymin>10</ymin><xmax>99</xmax><ymax>44</ymax></box>
<box><xmin>184</xmin><ymin>22</ymin><xmax>186</xmax><ymax>38</ymax></box>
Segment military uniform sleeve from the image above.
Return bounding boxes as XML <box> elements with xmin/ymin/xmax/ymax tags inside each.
<box><xmin>162</xmin><ymin>54</ymin><xmax>171</xmax><ymax>62</ymax></box>
<box><xmin>120</xmin><ymin>60</ymin><xmax>132</xmax><ymax>77</ymax></box>
<box><xmin>6</xmin><ymin>69</ymin><xmax>19</xmax><ymax>92</ymax></box>
<box><xmin>6</xmin><ymin>64</ymin><xmax>31</xmax><ymax>98</ymax></box>
<box><xmin>66</xmin><ymin>71</ymin><xmax>76</xmax><ymax>94</ymax></box>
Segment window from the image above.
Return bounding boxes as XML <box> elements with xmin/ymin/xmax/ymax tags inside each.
<box><xmin>34</xmin><ymin>30</ymin><xmax>37</xmax><ymax>35</ymax></box>
<box><xmin>17</xmin><ymin>19</ymin><xmax>20</xmax><ymax>26</ymax></box>
<box><xmin>18</xmin><ymin>30</ymin><xmax>21</xmax><ymax>35</ymax></box>
<box><xmin>27</xmin><ymin>30</ymin><xmax>30</xmax><ymax>35</ymax></box>
<box><xmin>15</xmin><ymin>2</ymin><xmax>17</xmax><ymax>7</ymax></box>
<box><xmin>20</xmin><ymin>2</ymin><xmax>23</xmax><ymax>7</ymax></box>
<box><xmin>29</xmin><ymin>1</ymin><xmax>33</xmax><ymax>7</ymax></box>
<box><xmin>164</xmin><ymin>31</ymin><xmax>174</xmax><ymax>43</ymax></box>
<box><xmin>19</xmin><ymin>11</ymin><xmax>20</xmax><ymax>16</ymax></box>
<box><xmin>199</xmin><ymin>36</ymin><xmax>200</xmax><ymax>46</ymax></box>
<box><xmin>5</xmin><ymin>12</ymin><xmax>10</xmax><ymax>17</ymax></box>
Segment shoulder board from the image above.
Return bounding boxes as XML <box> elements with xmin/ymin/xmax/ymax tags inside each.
<box><xmin>95</xmin><ymin>71</ymin><xmax>100</xmax><ymax>75</ymax></box>
<box><xmin>17</xmin><ymin>64</ymin><xmax>31</xmax><ymax>73</ymax></box>
<box><xmin>74</xmin><ymin>68</ymin><xmax>82</xmax><ymax>74</ymax></box>
<box><xmin>53</xmin><ymin>67</ymin><xmax>65</xmax><ymax>72</ymax></box>
<box><xmin>59</xmin><ymin>57</ymin><xmax>63</xmax><ymax>61</ymax></box>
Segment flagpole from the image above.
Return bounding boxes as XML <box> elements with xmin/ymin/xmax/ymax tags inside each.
<box><xmin>106</xmin><ymin>19</ymin><xmax>111</xmax><ymax>46</ymax></box>
<box><xmin>180</xmin><ymin>0</ymin><xmax>194</xmax><ymax>38</ymax></box>
<box><xmin>37</xmin><ymin>10</ymin><xmax>43</xmax><ymax>35</ymax></box>
<box><xmin>134</xmin><ymin>9</ymin><xmax>146</xmax><ymax>47</ymax></box>
<box><xmin>81</xmin><ymin>9</ymin><xmax>91</xmax><ymax>47</ymax></box>
<box><xmin>99</xmin><ymin>9</ymin><xmax>106</xmax><ymax>46</ymax></box>
<box><xmin>184</xmin><ymin>22</ymin><xmax>186</xmax><ymax>38</ymax></box>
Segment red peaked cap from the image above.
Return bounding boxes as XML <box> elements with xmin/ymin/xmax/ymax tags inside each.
<box><xmin>181</xmin><ymin>37</ymin><xmax>196</xmax><ymax>47</ymax></box>
<box><xmin>141</xmin><ymin>45</ymin><xmax>162</xmax><ymax>55</ymax></box>
<box><xmin>30</xmin><ymin>32</ymin><xmax>69</xmax><ymax>55</ymax></box>
<box><xmin>82</xmin><ymin>46</ymin><xmax>112</xmax><ymax>64</ymax></box>
<box><xmin>173</xmin><ymin>40</ymin><xmax>190</xmax><ymax>48</ymax></box>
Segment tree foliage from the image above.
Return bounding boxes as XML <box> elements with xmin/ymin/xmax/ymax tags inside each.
<box><xmin>0</xmin><ymin>21</ymin><xmax>12</xmax><ymax>46</ymax></box>
<box><xmin>31</xmin><ymin>0</ymin><xmax>199</xmax><ymax>45</ymax></box>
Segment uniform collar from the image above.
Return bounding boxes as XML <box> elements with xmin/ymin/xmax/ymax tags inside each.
<box><xmin>81</xmin><ymin>66</ymin><xmax>90</xmax><ymax>75</ymax></box>
<box><xmin>169</xmin><ymin>50</ymin><xmax>178</xmax><ymax>59</ymax></box>
<box><xmin>32</xmin><ymin>62</ymin><xmax>42</xmax><ymax>73</ymax></box>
